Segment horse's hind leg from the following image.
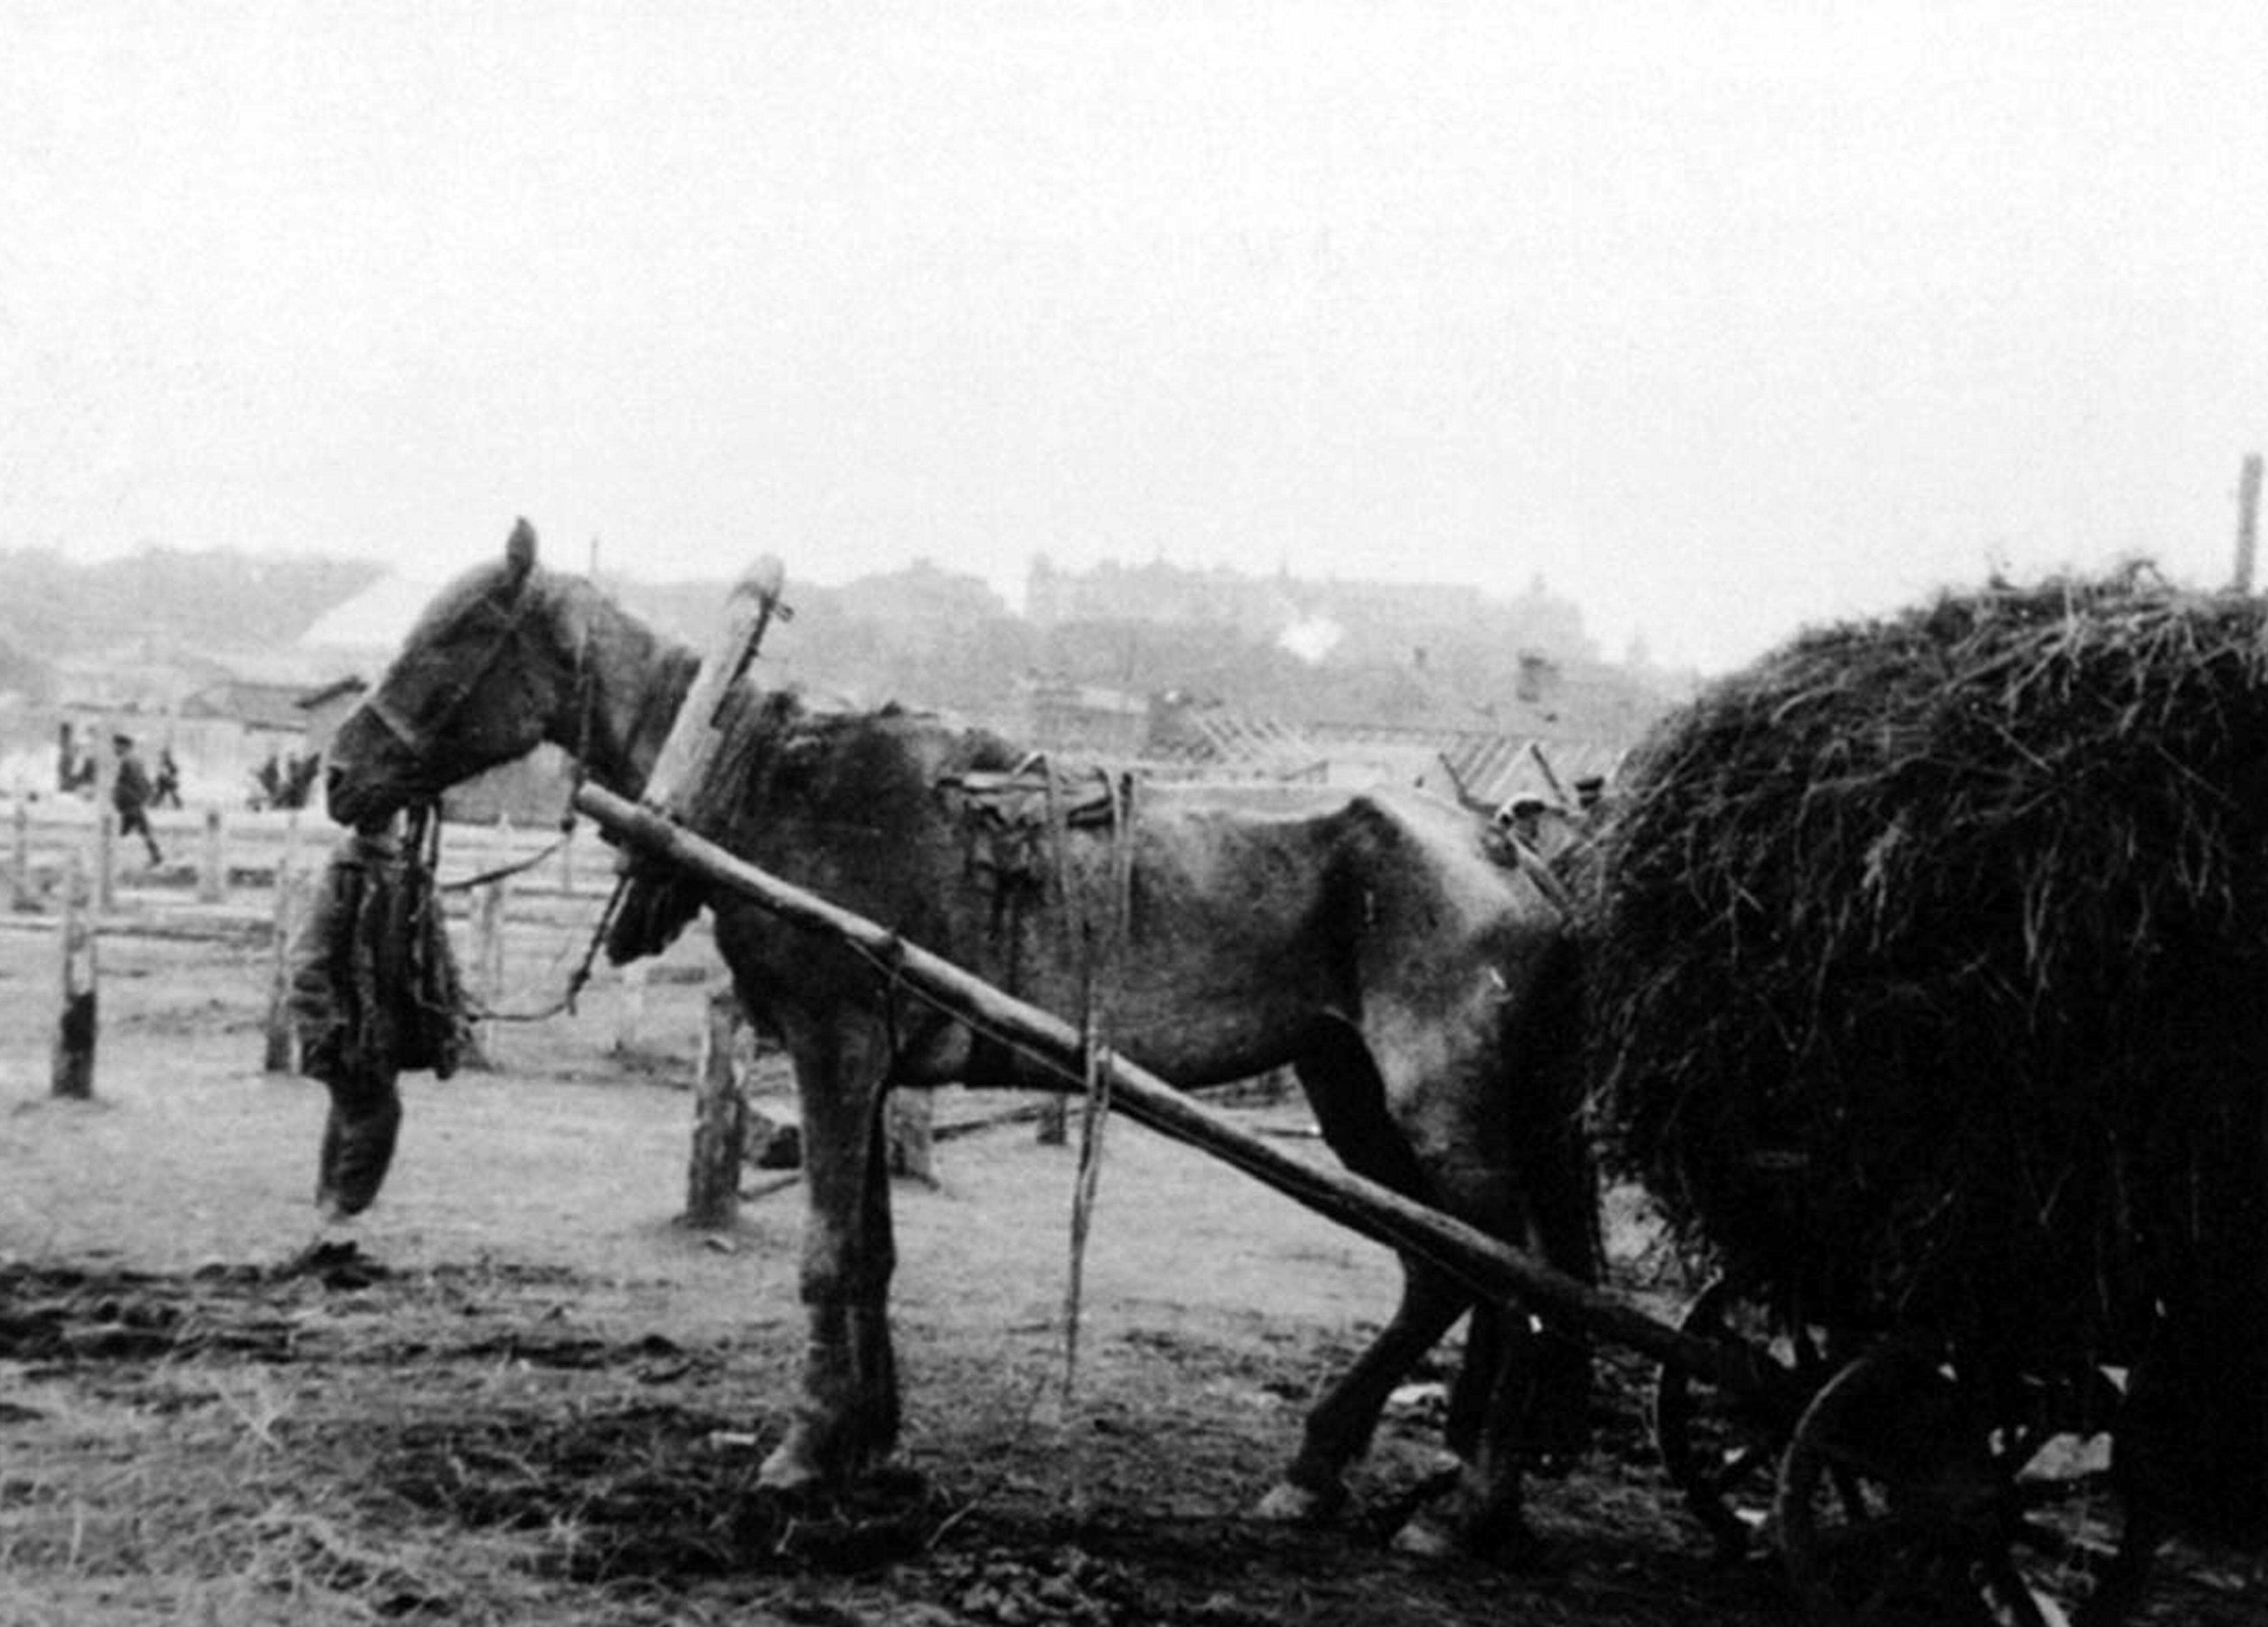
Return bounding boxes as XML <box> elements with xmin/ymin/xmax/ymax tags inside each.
<box><xmin>1392</xmin><ymin>1297</ymin><xmax>1546</xmax><ymax>1565</ymax></box>
<box><xmin>1256</xmin><ymin>1033</ymin><xmax>1469</xmax><ymax>1523</ymax></box>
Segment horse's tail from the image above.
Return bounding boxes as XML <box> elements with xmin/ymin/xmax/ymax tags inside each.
<box><xmin>1519</xmin><ymin>929</ymin><xmax>1603</xmax><ymax>1284</ymax></box>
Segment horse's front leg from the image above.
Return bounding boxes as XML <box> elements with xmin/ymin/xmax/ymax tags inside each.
<box><xmin>758</xmin><ymin>1016</ymin><xmax>901</xmax><ymax>1494</ymax></box>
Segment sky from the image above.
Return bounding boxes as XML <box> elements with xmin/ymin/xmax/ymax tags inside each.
<box><xmin>5</xmin><ymin>2</ymin><xmax>2267</xmax><ymax>674</ymax></box>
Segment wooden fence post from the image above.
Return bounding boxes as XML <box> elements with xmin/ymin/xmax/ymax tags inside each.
<box><xmin>198</xmin><ymin>807</ymin><xmax>226</xmax><ymax>904</ymax></box>
<box><xmin>614</xmin><ymin>959</ymin><xmax>649</xmax><ymax>1054</ymax></box>
<box><xmin>52</xmin><ymin>851</ymin><xmax>96</xmax><ymax>1098</ymax></box>
<box><xmin>475</xmin><ymin>873</ymin><xmax>508</xmax><ymax>1005</ymax></box>
<box><xmin>96</xmin><ymin>807</ymin><xmax>117</xmax><ymax>913</ymax></box>
<box><xmin>887</xmin><ymin>1091</ymin><xmax>936</xmax><ymax>1184</ymax></box>
<box><xmin>10</xmin><ymin>800</ymin><xmax>30</xmax><ymax>912</ymax></box>
<box><xmin>263</xmin><ymin>812</ymin><xmax>301</xmax><ymax>1073</ymax></box>
<box><xmin>684</xmin><ymin>984</ymin><xmax>746</xmax><ymax>1228</ymax></box>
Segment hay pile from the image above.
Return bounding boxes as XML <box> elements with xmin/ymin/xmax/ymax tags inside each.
<box><xmin>1584</xmin><ymin>570</ymin><xmax>2267</xmax><ymax>1531</ymax></box>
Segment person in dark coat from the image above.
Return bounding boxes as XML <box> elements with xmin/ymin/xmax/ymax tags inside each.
<box><xmin>111</xmin><ymin>734</ymin><xmax>163</xmax><ymax>865</ymax></box>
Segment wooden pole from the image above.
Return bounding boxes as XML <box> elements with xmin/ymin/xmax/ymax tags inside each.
<box><xmin>887</xmin><ymin>1090</ymin><xmax>936</xmax><ymax>1183</ymax></box>
<box><xmin>10</xmin><ymin>800</ymin><xmax>30</xmax><ymax>912</ymax></box>
<box><xmin>2236</xmin><ymin>452</ymin><xmax>2264</xmax><ymax>593</ymax></box>
<box><xmin>95</xmin><ymin>808</ymin><xmax>117</xmax><ymax>913</ymax></box>
<box><xmin>262</xmin><ymin>811</ymin><xmax>300</xmax><ymax>1073</ymax></box>
<box><xmin>95</xmin><ymin>731</ymin><xmax>118</xmax><ymax>910</ymax></box>
<box><xmin>572</xmin><ymin>780</ymin><xmax>1786</xmax><ymax>1400</ymax></box>
<box><xmin>197</xmin><ymin>807</ymin><xmax>226</xmax><ymax>904</ymax></box>
<box><xmin>476</xmin><ymin>871</ymin><xmax>508</xmax><ymax>1005</ymax></box>
<box><xmin>685</xmin><ymin>984</ymin><xmax>747</xmax><ymax>1228</ymax></box>
<box><xmin>613</xmin><ymin>959</ymin><xmax>649</xmax><ymax>1054</ymax></box>
<box><xmin>51</xmin><ymin>850</ymin><xmax>96</xmax><ymax>1098</ymax></box>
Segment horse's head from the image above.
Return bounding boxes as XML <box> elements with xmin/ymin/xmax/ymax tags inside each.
<box><xmin>326</xmin><ymin>519</ymin><xmax>580</xmax><ymax>827</ymax></box>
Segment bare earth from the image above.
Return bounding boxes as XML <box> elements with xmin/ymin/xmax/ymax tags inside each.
<box><xmin>2</xmin><ymin>900</ymin><xmax>2261</xmax><ymax>1626</ymax></box>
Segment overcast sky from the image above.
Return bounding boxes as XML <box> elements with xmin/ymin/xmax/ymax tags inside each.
<box><xmin>6</xmin><ymin>2</ymin><xmax>2266</xmax><ymax>672</ymax></box>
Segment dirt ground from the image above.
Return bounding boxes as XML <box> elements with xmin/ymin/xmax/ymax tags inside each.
<box><xmin>3</xmin><ymin>894</ymin><xmax>2262</xmax><ymax>1626</ymax></box>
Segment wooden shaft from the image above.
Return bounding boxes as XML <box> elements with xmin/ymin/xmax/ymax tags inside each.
<box><xmin>574</xmin><ymin>781</ymin><xmax>1780</xmax><ymax>1399</ymax></box>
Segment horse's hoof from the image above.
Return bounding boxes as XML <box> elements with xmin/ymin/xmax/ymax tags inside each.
<box><xmin>1389</xmin><ymin>1511</ymin><xmax>1459</xmax><ymax>1558</ymax></box>
<box><xmin>756</xmin><ymin>1441</ymin><xmax>829</xmax><ymax>1496</ymax></box>
<box><xmin>1253</xmin><ymin>1480</ymin><xmax>1342</xmax><ymax>1525</ymax></box>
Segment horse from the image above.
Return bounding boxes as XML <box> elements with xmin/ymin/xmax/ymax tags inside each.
<box><xmin>322</xmin><ymin>519</ymin><xmax>1599</xmax><ymax>1559</ymax></box>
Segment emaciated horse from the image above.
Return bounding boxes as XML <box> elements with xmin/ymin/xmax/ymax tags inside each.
<box><xmin>323</xmin><ymin>520</ymin><xmax>1598</xmax><ymax>1558</ymax></box>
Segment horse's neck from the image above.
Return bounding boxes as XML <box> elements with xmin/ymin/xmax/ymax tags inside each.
<box><xmin>558</xmin><ymin>591</ymin><xmax>700</xmax><ymax>798</ymax></box>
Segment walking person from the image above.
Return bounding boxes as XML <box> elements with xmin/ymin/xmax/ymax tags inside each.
<box><xmin>111</xmin><ymin>733</ymin><xmax>164</xmax><ymax>866</ymax></box>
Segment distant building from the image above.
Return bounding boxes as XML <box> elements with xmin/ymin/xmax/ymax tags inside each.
<box><xmin>1017</xmin><ymin>674</ymin><xmax>1153</xmax><ymax>757</ymax></box>
<box><xmin>1023</xmin><ymin>553</ymin><xmax>1600</xmax><ymax>668</ymax></box>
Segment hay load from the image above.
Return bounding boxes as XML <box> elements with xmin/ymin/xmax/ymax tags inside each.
<box><xmin>1585</xmin><ymin>568</ymin><xmax>2268</xmax><ymax>1537</ymax></box>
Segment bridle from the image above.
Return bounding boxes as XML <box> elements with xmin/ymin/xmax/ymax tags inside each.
<box><xmin>361</xmin><ymin>584</ymin><xmax>547</xmax><ymax>760</ymax></box>
<box><xmin>355</xmin><ymin>578</ymin><xmax>631</xmax><ymax>1023</ymax></box>
<box><xmin>359</xmin><ymin>578</ymin><xmax>600</xmax><ymax>805</ymax></box>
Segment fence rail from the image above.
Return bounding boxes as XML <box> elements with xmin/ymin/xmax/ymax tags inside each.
<box><xmin>4</xmin><ymin>795</ymin><xmax>600</xmax><ymax>936</ymax></box>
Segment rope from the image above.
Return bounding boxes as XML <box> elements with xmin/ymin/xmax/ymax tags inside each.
<box><xmin>1060</xmin><ymin>768</ymin><xmax>1134</xmax><ymax>1400</ymax></box>
<box><xmin>453</xmin><ymin>872</ymin><xmax>629</xmax><ymax>1024</ymax></box>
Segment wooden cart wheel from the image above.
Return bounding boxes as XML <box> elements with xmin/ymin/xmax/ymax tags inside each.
<box><xmin>1651</xmin><ymin>1276</ymin><xmax>1830</xmax><ymax>1561</ymax></box>
<box><xmin>1775</xmin><ymin>1343</ymin><xmax>2156</xmax><ymax>1627</ymax></box>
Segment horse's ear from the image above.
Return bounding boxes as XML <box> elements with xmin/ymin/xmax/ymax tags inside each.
<box><xmin>504</xmin><ymin>518</ymin><xmax>538</xmax><ymax>585</ymax></box>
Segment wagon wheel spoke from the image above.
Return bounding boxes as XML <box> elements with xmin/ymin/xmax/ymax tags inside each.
<box><xmin>1777</xmin><ymin>1344</ymin><xmax>1998</xmax><ymax>1627</ymax></box>
<box><xmin>1803</xmin><ymin>1506</ymin><xmax>1931</xmax><ymax>1569</ymax></box>
<box><xmin>1852</xmin><ymin>1537</ymin><xmax>1969</xmax><ymax>1626</ymax></box>
<box><xmin>2009</xmin><ymin>1512</ymin><xmax>2111</xmax><ymax>1571</ymax></box>
<box><xmin>1975</xmin><ymin>1553</ymin><xmax>2055</xmax><ymax>1627</ymax></box>
<box><xmin>1705</xmin><ymin>1441</ymin><xmax>1774</xmax><ymax>1499</ymax></box>
<box><xmin>1653</xmin><ymin>1276</ymin><xmax>1802</xmax><ymax>1559</ymax></box>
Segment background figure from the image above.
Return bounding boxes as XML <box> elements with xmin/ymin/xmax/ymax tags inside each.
<box><xmin>111</xmin><ymin>733</ymin><xmax>164</xmax><ymax>865</ymax></box>
<box><xmin>254</xmin><ymin>749</ymin><xmax>283</xmax><ymax>809</ymax></box>
<box><xmin>153</xmin><ymin>746</ymin><xmax>183</xmax><ymax>808</ymax></box>
<box><xmin>56</xmin><ymin>723</ymin><xmax>96</xmax><ymax>796</ymax></box>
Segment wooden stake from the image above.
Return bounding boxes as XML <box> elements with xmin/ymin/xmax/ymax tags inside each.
<box><xmin>886</xmin><ymin>1090</ymin><xmax>936</xmax><ymax>1184</ymax></box>
<box><xmin>262</xmin><ymin>811</ymin><xmax>300</xmax><ymax>1073</ymax></box>
<box><xmin>96</xmin><ymin>807</ymin><xmax>117</xmax><ymax>913</ymax></box>
<box><xmin>197</xmin><ymin>807</ymin><xmax>226</xmax><ymax>904</ymax></box>
<box><xmin>684</xmin><ymin>984</ymin><xmax>747</xmax><ymax>1229</ymax></box>
<box><xmin>613</xmin><ymin>959</ymin><xmax>649</xmax><ymax>1054</ymax></box>
<box><xmin>10</xmin><ymin>800</ymin><xmax>30</xmax><ymax>912</ymax></box>
<box><xmin>52</xmin><ymin>851</ymin><xmax>95</xmax><ymax>1099</ymax></box>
